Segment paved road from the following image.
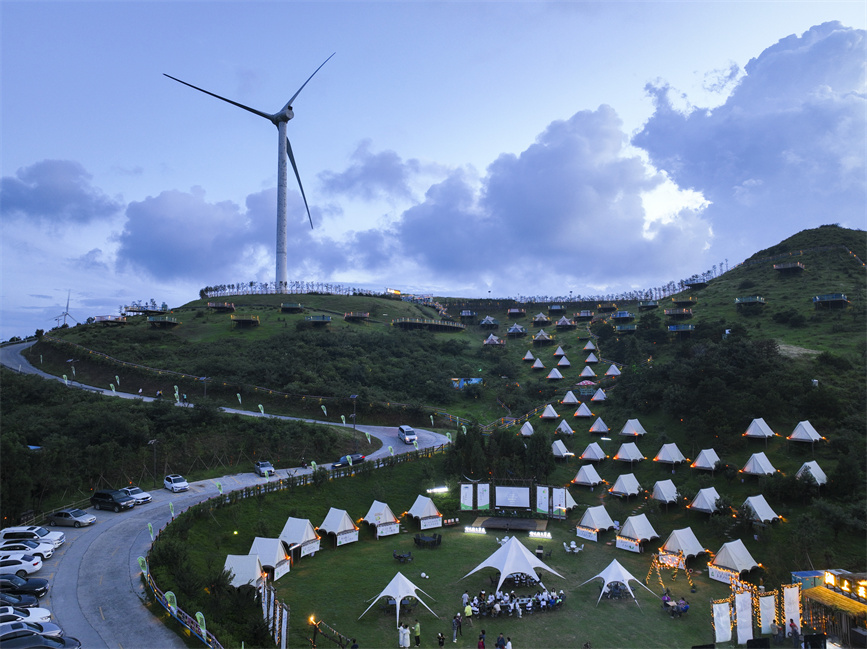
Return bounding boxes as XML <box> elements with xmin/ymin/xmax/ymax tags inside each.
<box><xmin>1</xmin><ymin>341</ymin><xmax>450</xmax><ymax>648</ymax></box>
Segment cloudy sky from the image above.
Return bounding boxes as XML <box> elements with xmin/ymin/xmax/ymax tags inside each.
<box><xmin>1</xmin><ymin>2</ymin><xmax>865</xmax><ymax>340</ymax></box>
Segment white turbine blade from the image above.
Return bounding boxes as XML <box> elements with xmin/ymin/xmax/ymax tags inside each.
<box><xmin>280</xmin><ymin>53</ymin><xmax>335</xmax><ymax>112</ymax></box>
<box><xmin>286</xmin><ymin>138</ymin><xmax>314</xmax><ymax>229</ymax></box>
<box><xmin>164</xmin><ymin>74</ymin><xmax>274</xmax><ymax>121</ymax></box>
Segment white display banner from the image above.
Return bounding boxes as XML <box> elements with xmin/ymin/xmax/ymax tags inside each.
<box><xmin>713</xmin><ymin>601</ymin><xmax>732</xmax><ymax>644</ymax></box>
<box><xmin>420</xmin><ymin>516</ymin><xmax>442</xmax><ymax>530</ymax></box>
<box><xmin>708</xmin><ymin>565</ymin><xmax>734</xmax><ymax>583</ymax></box>
<box><xmin>336</xmin><ymin>530</ymin><xmax>359</xmax><ymax>546</ymax></box>
<box><xmin>478</xmin><ymin>484</ymin><xmax>490</xmax><ymax>510</ymax></box>
<box><xmin>735</xmin><ymin>591</ymin><xmax>753</xmax><ymax>645</ymax></box>
<box><xmin>274</xmin><ymin>560</ymin><xmax>291</xmax><ymax>581</ymax></box>
<box><xmin>552</xmin><ymin>487</ymin><xmax>566</xmax><ymax>518</ymax></box>
<box><xmin>783</xmin><ymin>584</ymin><xmax>801</xmax><ymax>634</ymax></box>
<box><xmin>377</xmin><ymin>522</ymin><xmax>400</xmax><ymax>538</ymax></box>
<box><xmin>575</xmin><ymin>525</ymin><xmax>598</xmax><ymax>542</ymax></box>
<box><xmin>536</xmin><ymin>486</ymin><xmax>550</xmax><ymax>515</ymax></box>
<box><xmin>616</xmin><ymin>536</ymin><xmax>641</xmax><ymax>553</ymax></box>
<box><xmin>461</xmin><ymin>484</ymin><xmax>474</xmax><ymax>511</ymax></box>
<box><xmin>300</xmin><ymin>540</ymin><xmax>320</xmax><ymax>557</ymax></box>
<box><xmin>758</xmin><ymin>594</ymin><xmax>777</xmax><ymax>633</ymax></box>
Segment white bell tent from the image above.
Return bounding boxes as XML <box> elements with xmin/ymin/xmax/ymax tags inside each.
<box><xmin>363</xmin><ymin>500</ymin><xmax>401</xmax><ymax>538</ymax></box>
<box><xmin>358</xmin><ymin>572</ymin><xmax>438</xmax><ymax>628</ymax></box>
<box><xmin>540</xmin><ymin>404</ymin><xmax>559</xmax><ymax>419</ymax></box>
<box><xmin>609</xmin><ymin>473</ymin><xmax>642</xmax><ymax>497</ymax></box>
<box><xmin>578</xmin><ymin>505</ymin><xmax>616</xmax><ymax>532</ymax></box>
<box><xmin>585</xmin><ymin>352</ymin><xmax>599</xmax><ymax>363</ymax></box>
<box><xmin>711</xmin><ymin>539</ymin><xmax>759</xmax><ymax>574</ymax></box>
<box><xmin>578</xmin><ymin>559</ymin><xmax>658</xmax><ymax>606</ymax></box>
<box><xmin>604</xmin><ymin>365</ymin><xmax>621</xmax><ymax>377</ymax></box>
<box><xmin>796</xmin><ymin>460</ymin><xmax>827</xmax><ymax>485</ymax></box>
<box><xmin>743</xmin><ymin>418</ymin><xmax>776</xmax><ymax>439</ymax></box>
<box><xmin>573</xmin><ymin>464</ymin><xmax>604</xmax><ymax>486</ymax></box>
<box><xmin>520</xmin><ymin>421</ymin><xmax>535</xmax><ymax>437</ymax></box>
<box><xmin>788</xmin><ymin>420</ymin><xmax>825</xmax><ymax>443</ymax></box>
<box><xmin>318</xmin><ymin>508</ymin><xmax>359</xmax><ymax>546</ymax></box>
<box><xmin>553</xmin><ymin>346</ymin><xmax>566</xmax><ymax>357</ymax></box>
<box><xmin>619</xmin><ymin>419</ymin><xmax>648</xmax><ymax>437</ymax></box>
<box><xmin>579</xmin><ymin>366</ymin><xmax>597</xmax><ymax>378</ymax></box>
<box><xmin>561</xmin><ymin>391</ymin><xmax>579</xmax><ymax>404</ymax></box>
<box><xmin>653</xmin><ymin>443</ymin><xmax>687</xmax><ymax>465</ymax></box>
<box><xmin>556</xmin><ymin>419</ymin><xmax>575</xmax><ymax>436</ymax></box>
<box><xmin>248</xmin><ymin>537</ymin><xmax>291</xmax><ymax>580</ymax></box>
<box><xmin>573</xmin><ymin>403</ymin><xmax>593</xmax><ymax>418</ymax></box>
<box><xmin>279</xmin><ymin>517</ymin><xmax>321</xmax><ymax>559</ymax></box>
<box><xmin>552</xmin><ymin>439</ymin><xmax>575</xmax><ymax>459</ymax></box>
<box><xmin>742</xmin><ymin>495</ymin><xmax>780</xmax><ymax>523</ymax></box>
<box><xmin>619</xmin><ymin>514</ymin><xmax>659</xmax><ymax>542</ymax></box>
<box><xmin>407</xmin><ymin>495</ymin><xmax>442</xmax><ymax>530</ymax></box>
<box><xmin>223</xmin><ymin>554</ymin><xmax>264</xmax><ymax>588</ymax></box>
<box><xmin>589</xmin><ymin>417</ymin><xmax>609</xmax><ymax>434</ymax></box>
<box><xmin>579</xmin><ymin>442</ymin><xmax>606</xmax><ymax>462</ymax></box>
<box><xmin>690</xmin><ymin>448</ymin><xmax>720</xmax><ymax>471</ymax></box>
<box><xmin>614</xmin><ymin>442</ymin><xmax>644</xmax><ymax>463</ymax></box>
<box><xmin>689</xmin><ymin>487</ymin><xmax>721</xmax><ymax>513</ymax></box>
<box><xmin>583</xmin><ymin>340</ymin><xmax>596</xmax><ymax>351</ymax></box>
<box><xmin>522</xmin><ymin>350</ymin><xmax>535</xmax><ymax>361</ymax></box>
<box><xmin>546</xmin><ymin>368</ymin><xmax>564</xmax><ymax>380</ymax></box>
<box><xmin>462</xmin><ymin>536</ymin><xmax>564</xmax><ymax>593</ymax></box>
<box><xmin>651</xmin><ymin>479</ymin><xmax>678</xmax><ymax>504</ymax></box>
<box><xmin>557</xmin><ymin>356</ymin><xmax>571</xmax><ymax>367</ymax></box>
<box><xmin>590</xmin><ymin>388</ymin><xmax>607</xmax><ymax>402</ymax></box>
<box><xmin>741</xmin><ymin>452</ymin><xmax>776</xmax><ymax>476</ymax></box>
<box><xmin>661</xmin><ymin>527</ymin><xmax>709</xmax><ymax>558</ymax></box>
<box><xmin>532</xmin><ymin>358</ymin><xmax>545</xmax><ymax>370</ymax></box>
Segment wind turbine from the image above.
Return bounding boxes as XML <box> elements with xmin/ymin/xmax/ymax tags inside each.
<box><xmin>164</xmin><ymin>54</ymin><xmax>334</xmax><ymax>291</ymax></box>
<box><xmin>52</xmin><ymin>290</ymin><xmax>78</xmax><ymax>327</ymax></box>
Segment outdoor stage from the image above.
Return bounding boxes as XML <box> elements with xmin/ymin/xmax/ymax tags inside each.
<box><xmin>471</xmin><ymin>516</ymin><xmax>548</xmax><ymax>531</ymax></box>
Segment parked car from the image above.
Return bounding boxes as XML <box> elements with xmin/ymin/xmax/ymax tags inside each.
<box><xmin>0</xmin><ymin>576</ymin><xmax>48</xmax><ymax>599</ymax></box>
<box><xmin>118</xmin><ymin>486</ymin><xmax>152</xmax><ymax>505</ymax></box>
<box><xmin>89</xmin><ymin>490</ymin><xmax>134</xmax><ymax>513</ymax></box>
<box><xmin>332</xmin><ymin>453</ymin><xmax>365</xmax><ymax>468</ymax></box>
<box><xmin>0</xmin><ymin>592</ymin><xmax>39</xmax><ymax>609</ymax></box>
<box><xmin>254</xmin><ymin>461</ymin><xmax>275</xmax><ymax>477</ymax></box>
<box><xmin>0</xmin><ymin>606</ymin><xmax>51</xmax><ymax>624</ymax></box>
<box><xmin>0</xmin><ymin>633</ymin><xmax>81</xmax><ymax>648</ymax></box>
<box><xmin>163</xmin><ymin>475</ymin><xmax>189</xmax><ymax>493</ymax></box>
<box><xmin>44</xmin><ymin>509</ymin><xmax>95</xmax><ymax>529</ymax></box>
<box><xmin>0</xmin><ymin>541</ymin><xmax>53</xmax><ymax>562</ymax></box>
<box><xmin>0</xmin><ymin>620</ymin><xmax>64</xmax><ymax>640</ymax></box>
<box><xmin>0</xmin><ymin>528</ymin><xmax>64</xmax><ymax>549</ymax></box>
<box><xmin>0</xmin><ymin>556</ymin><xmax>42</xmax><ymax>578</ymax></box>
<box><xmin>397</xmin><ymin>425</ymin><xmax>417</xmax><ymax>444</ymax></box>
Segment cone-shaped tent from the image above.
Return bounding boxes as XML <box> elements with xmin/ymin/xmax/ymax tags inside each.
<box><xmin>579</xmin><ymin>366</ymin><xmax>597</xmax><ymax>378</ymax></box>
<box><xmin>573</xmin><ymin>464</ymin><xmax>604</xmax><ymax>486</ymax></box>
<box><xmin>580</xmin><ymin>442</ymin><xmax>606</xmax><ymax>462</ymax></box>
<box><xmin>573</xmin><ymin>403</ymin><xmax>593</xmax><ymax>417</ymax></box>
<box><xmin>605</xmin><ymin>364</ymin><xmax>621</xmax><ymax>377</ymax></box>
<box><xmin>741</xmin><ymin>452</ymin><xmax>776</xmax><ymax>475</ymax></box>
<box><xmin>711</xmin><ymin>539</ymin><xmax>759</xmax><ymax>574</ymax></box>
<box><xmin>651</xmin><ymin>479</ymin><xmax>678</xmax><ymax>503</ymax></box>
<box><xmin>561</xmin><ymin>391</ymin><xmax>579</xmax><ymax>404</ymax></box>
<box><xmin>590</xmin><ymin>388</ymin><xmax>607</xmax><ymax>402</ymax></box>
<box><xmin>555</xmin><ymin>419</ymin><xmax>574</xmax><ymax>436</ymax></box>
<box><xmin>554</xmin><ymin>346</ymin><xmax>566</xmax><ymax>357</ymax></box>
<box><xmin>788</xmin><ymin>420</ymin><xmax>824</xmax><ymax>443</ymax></box>
<box><xmin>578</xmin><ymin>559</ymin><xmax>658</xmax><ymax>606</ymax></box>
<box><xmin>614</xmin><ymin>442</ymin><xmax>644</xmax><ymax>463</ymax></box>
<box><xmin>552</xmin><ymin>440</ymin><xmax>574</xmax><ymax>458</ymax></box>
<box><xmin>796</xmin><ymin>460</ymin><xmax>827</xmax><ymax>485</ymax></box>
<box><xmin>462</xmin><ymin>536</ymin><xmax>564</xmax><ymax>594</ymax></box>
<box><xmin>619</xmin><ymin>514</ymin><xmax>658</xmax><ymax>541</ymax></box>
<box><xmin>540</xmin><ymin>404</ymin><xmax>559</xmax><ymax>419</ymax></box>
<box><xmin>532</xmin><ymin>358</ymin><xmax>545</xmax><ymax>369</ymax></box>
<box><xmin>744</xmin><ymin>418</ymin><xmax>776</xmax><ymax>438</ymax></box>
<box><xmin>523</xmin><ymin>350</ymin><xmax>535</xmax><ymax>361</ymax></box>
<box><xmin>557</xmin><ymin>356</ymin><xmax>571</xmax><ymax>367</ymax></box>
<box><xmin>224</xmin><ymin>554</ymin><xmax>264</xmax><ymax>588</ymax></box>
<box><xmin>689</xmin><ymin>487</ymin><xmax>720</xmax><ymax>513</ymax></box>
<box><xmin>661</xmin><ymin>527</ymin><xmax>708</xmax><ymax>558</ymax></box>
<box><xmin>546</xmin><ymin>368</ymin><xmax>564</xmax><ymax>380</ymax></box>
<box><xmin>578</xmin><ymin>505</ymin><xmax>615</xmax><ymax>531</ymax></box>
<box><xmin>690</xmin><ymin>448</ymin><xmax>720</xmax><ymax>471</ymax></box>
<box><xmin>619</xmin><ymin>419</ymin><xmax>648</xmax><ymax>437</ymax></box>
<box><xmin>742</xmin><ymin>495</ymin><xmax>779</xmax><ymax>523</ymax></box>
<box><xmin>654</xmin><ymin>443</ymin><xmax>686</xmax><ymax>464</ymax></box>
<box><xmin>585</xmin><ymin>353</ymin><xmax>599</xmax><ymax>363</ymax></box>
<box><xmin>358</xmin><ymin>572</ymin><xmax>439</xmax><ymax>627</ymax></box>
<box><xmin>609</xmin><ymin>473</ymin><xmax>642</xmax><ymax>497</ymax></box>
<box><xmin>583</xmin><ymin>341</ymin><xmax>596</xmax><ymax>351</ymax></box>
<box><xmin>589</xmin><ymin>417</ymin><xmax>609</xmax><ymax>434</ymax></box>
<box><xmin>520</xmin><ymin>421</ymin><xmax>535</xmax><ymax>437</ymax></box>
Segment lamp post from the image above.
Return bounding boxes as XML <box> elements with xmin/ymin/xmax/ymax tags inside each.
<box><xmin>148</xmin><ymin>439</ymin><xmax>158</xmax><ymax>488</ymax></box>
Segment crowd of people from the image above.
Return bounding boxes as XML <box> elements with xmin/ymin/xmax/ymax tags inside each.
<box><xmin>458</xmin><ymin>586</ymin><xmax>564</xmax><ymax>621</ymax></box>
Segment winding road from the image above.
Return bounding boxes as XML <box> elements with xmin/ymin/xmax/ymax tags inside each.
<box><xmin>1</xmin><ymin>341</ymin><xmax>450</xmax><ymax>648</ymax></box>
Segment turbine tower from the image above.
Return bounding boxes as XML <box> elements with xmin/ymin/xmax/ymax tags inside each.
<box><xmin>164</xmin><ymin>54</ymin><xmax>334</xmax><ymax>291</ymax></box>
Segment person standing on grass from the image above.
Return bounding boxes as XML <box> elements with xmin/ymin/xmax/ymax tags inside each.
<box><xmin>437</xmin><ymin>632</ymin><xmax>445</xmax><ymax>647</ymax></box>
<box><xmin>495</xmin><ymin>633</ymin><xmax>506</xmax><ymax>648</ymax></box>
<box><xmin>414</xmin><ymin>620</ymin><xmax>421</xmax><ymax>647</ymax></box>
<box><xmin>452</xmin><ymin>615</ymin><xmax>460</xmax><ymax>643</ymax></box>
<box><xmin>464</xmin><ymin>604</ymin><xmax>474</xmax><ymax>627</ymax></box>
<box><xmin>505</xmin><ymin>638</ymin><xmax>512</xmax><ymax>649</ymax></box>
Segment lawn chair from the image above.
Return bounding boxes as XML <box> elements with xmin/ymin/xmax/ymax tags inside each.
<box><xmin>536</xmin><ymin>545</ymin><xmax>544</xmax><ymax>557</ymax></box>
<box><xmin>406</xmin><ymin>552</ymin><xmax>414</xmax><ymax>562</ymax></box>
<box><xmin>393</xmin><ymin>550</ymin><xmax>403</xmax><ymax>563</ymax></box>
<box><xmin>544</xmin><ymin>549</ymin><xmax>552</xmax><ymax>559</ymax></box>
<box><xmin>563</xmin><ymin>542</ymin><xmax>572</xmax><ymax>553</ymax></box>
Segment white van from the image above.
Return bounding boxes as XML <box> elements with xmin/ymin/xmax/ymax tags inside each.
<box><xmin>0</xmin><ymin>526</ymin><xmax>65</xmax><ymax>549</ymax></box>
<box><xmin>397</xmin><ymin>425</ymin><xmax>417</xmax><ymax>444</ymax></box>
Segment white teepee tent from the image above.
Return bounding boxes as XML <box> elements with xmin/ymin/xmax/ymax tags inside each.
<box><xmin>585</xmin><ymin>352</ymin><xmax>599</xmax><ymax>363</ymax></box>
<box><xmin>561</xmin><ymin>390</ymin><xmax>579</xmax><ymax>404</ymax></box>
<box><xmin>605</xmin><ymin>364</ymin><xmax>621</xmax><ymax>377</ymax></box>
<box><xmin>573</xmin><ymin>402</ymin><xmax>593</xmax><ymax>417</ymax></box>
<box><xmin>788</xmin><ymin>420</ymin><xmax>824</xmax><ymax>443</ymax></box>
<box><xmin>583</xmin><ymin>341</ymin><xmax>596</xmax><ymax>351</ymax></box>
<box><xmin>540</xmin><ymin>403</ymin><xmax>559</xmax><ymax>419</ymax></box>
<box><xmin>358</xmin><ymin>572</ymin><xmax>439</xmax><ymax>627</ymax></box>
<box><xmin>223</xmin><ymin>554</ymin><xmax>264</xmax><ymax>588</ymax></box>
<box><xmin>546</xmin><ymin>368</ymin><xmax>564</xmax><ymax>380</ymax></box>
<box><xmin>579</xmin><ymin>366</ymin><xmax>597</xmax><ymax>378</ymax></box>
<box><xmin>523</xmin><ymin>350</ymin><xmax>535</xmax><ymax>361</ymax></box>
<box><xmin>532</xmin><ymin>358</ymin><xmax>545</xmax><ymax>369</ymax></box>
<box><xmin>578</xmin><ymin>505</ymin><xmax>615</xmax><ymax>532</ymax></box>
<box><xmin>711</xmin><ymin>539</ymin><xmax>759</xmax><ymax>573</ymax></box>
<box><xmin>552</xmin><ymin>440</ymin><xmax>574</xmax><ymax>458</ymax></box>
<box><xmin>590</xmin><ymin>388</ymin><xmax>607</xmax><ymax>402</ymax></box>
<box><xmin>554</xmin><ymin>346</ymin><xmax>566</xmax><ymax>357</ymax></box>
<box><xmin>520</xmin><ymin>421</ymin><xmax>535</xmax><ymax>437</ymax></box>
<box><xmin>557</xmin><ymin>356</ymin><xmax>571</xmax><ymax>367</ymax></box>
<box><xmin>578</xmin><ymin>559</ymin><xmax>658</xmax><ymax>606</ymax></box>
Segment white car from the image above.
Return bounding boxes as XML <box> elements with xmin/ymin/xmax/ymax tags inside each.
<box><xmin>0</xmin><ymin>619</ymin><xmax>64</xmax><ymax>640</ymax></box>
<box><xmin>0</xmin><ymin>541</ymin><xmax>53</xmax><ymax>561</ymax></box>
<box><xmin>0</xmin><ymin>554</ymin><xmax>42</xmax><ymax>577</ymax></box>
<box><xmin>398</xmin><ymin>425</ymin><xmax>417</xmax><ymax>444</ymax></box>
<box><xmin>119</xmin><ymin>486</ymin><xmax>153</xmax><ymax>505</ymax></box>
<box><xmin>0</xmin><ymin>527</ymin><xmax>64</xmax><ymax>549</ymax></box>
<box><xmin>163</xmin><ymin>475</ymin><xmax>189</xmax><ymax>493</ymax></box>
<box><xmin>0</xmin><ymin>605</ymin><xmax>52</xmax><ymax>624</ymax></box>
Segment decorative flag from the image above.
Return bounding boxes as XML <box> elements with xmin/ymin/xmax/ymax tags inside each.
<box><xmin>321</xmin><ymin>405</ymin><xmax>327</xmax><ymax>416</ymax></box>
<box><xmin>71</xmin><ymin>366</ymin><xmax>75</xmax><ymax>377</ymax></box>
<box><xmin>462</xmin><ymin>425</ymin><xmax>467</xmax><ymax>435</ymax></box>
<box><xmin>40</xmin><ymin>355</ymin><xmax>43</xmax><ymax>364</ymax></box>
<box><xmin>174</xmin><ymin>385</ymin><xmax>179</xmax><ymax>395</ymax></box>
<box><xmin>413</xmin><ymin>440</ymin><xmax>419</xmax><ymax>450</ymax></box>
<box><xmin>110</xmin><ymin>384</ymin><xmax>116</xmax><ymax>393</ymax></box>
<box><xmin>430</xmin><ymin>415</ymin><xmax>434</xmax><ymax>426</ymax></box>
<box><xmin>447</xmin><ymin>432</ymin><xmax>452</xmax><ymax>443</ymax></box>
<box><xmin>388</xmin><ymin>446</ymin><xmax>394</xmax><ymax>456</ymax></box>
<box><xmin>63</xmin><ymin>375</ymin><xmax>68</xmax><ymax>386</ymax></box>
<box><xmin>196</xmin><ymin>612</ymin><xmax>206</xmax><ymax>637</ymax></box>
<box><xmin>236</xmin><ymin>393</ymin><xmax>242</xmax><ymax>405</ymax></box>
<box><xmin>341</xmin><ymin>415</ymin><xmax>346</xmax><ymax>424</ymax></box>
<box><xmin>147</xmin><ymin>522</ymin><xmax>153</xmax><ymax>541</ymax></box>
<box><xmin>347</xmin><ymin>455</ymin><xmax>353</xmax><ymax>466</ymax></box>
<box><xmin>138</xmin><ymin>556</ymin><xmax>148</xmax><ymax>575</ymax></box>
<box><xmin>216</xmin><ymin>481</ymin><xmax>223</xmax><ymax>494</ymax></box>
<box><xmin>115</xmin><ymin>375</ymin><xmax>120</xmax><ymax>386</ymax></box>
<box><xmin>165</xmin><ymin>591</ymin><xmax>177</xmax><ymax>613</ymax></box>
<box><xmin>169</xmin><ymin>502</ymin><xmax>175</xmax><ymax>518</ymax></box>
<box><xmin>258</xmin><ymin>404</ymin><xmax>264</xmax><ymax>415</ymax></box>
<box><xmin>310</xmin><ymin>461</ymin><xmax>317</xmax><ymax>471</ymax></box>
<box><xmin>365</xmin><ymin>432</ymin><xmax>371</xmax><ymax>444</ymax></box>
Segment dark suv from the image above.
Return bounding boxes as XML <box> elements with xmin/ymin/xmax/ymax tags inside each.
<box><xmin>89</xmin><ymin>490</ymin><xmax>134</xmax><ymax>513</ymax></box>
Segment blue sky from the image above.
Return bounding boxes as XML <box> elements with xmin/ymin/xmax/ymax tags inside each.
<box><xmin>1</xmin><ymin>1</ymin><xmax>865</xmax><ymax>340</ymax></box>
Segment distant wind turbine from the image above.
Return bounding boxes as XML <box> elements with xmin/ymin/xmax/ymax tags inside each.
<box><xmin>53</xmin><ymin>290</ymin><xmax>79</xmax><ymax>327</ymax></box>
<box><xmin>164</xmin><ymin>54</ymin><xmax>334</xmax><ymax>290</ymax></box>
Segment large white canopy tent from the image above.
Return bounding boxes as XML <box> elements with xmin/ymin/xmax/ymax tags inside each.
<box><xmin>689</xmin><ymin>487</ymin><xmax>721</xmax><ymax>513</ymax></box>
<box><xmin>573</xmin><ymin>464</ymin><xmax>604</xmax><ymax>487</ymax></box>
<box><xmin>578</xmin><ymin>559</ymin><xmax>658</xmax><ymax>606</ymax></box>
<box><xmin>619</xmin><ymin>419</ymin><xmax>648</xmax><ymax>437</ymax></box>
<box><xmin>660</xmin><ymin>527</ymin><xmax>709</xmax><ymax>558</ymax></box>
<box><xmin>742</xmin><ymin>495</ymin><xmax>780</xmax><ymax>523</ymax></box>
<box><xmin>609</xmin><ymin>473</ymin><xmax>642</xmax><ymax>497</ymax></box>
<box><xmin>712</xmin><ymin>539</ymin><xmax>759</xmax><ymax>574</ymax></box>
<box><xmin>552</xmin><ymin>439</ymin><xmax>574</xmax><ymax>459</ymax></box>
<box><xmin>651</xmin><ymin>479</ymin><xmax>678</xmax><ymax>504</ymax></box>
<box><xmin>619</xmin><ymin>514</ymin><xmax>659</xmax><ymax>542</ymax></box>
<box><xmin>358</xmin><ymin>572</ymin><xmax>439</xmax><ymax>628</ymax></box>
<box><xmin>653</xmin><ymin>443</ymin><xmax>687</xmax><ymax>465</ymax></box>
<box><xmin>279</xmin><ymin>517</ymin><xmax>321</xmax><ymax>558</ymax></box>
<box><xmin>796</xmin><ymin>460</ymin><xmax>827</xmax><ymax>485</ymax></box>
<box><xmin>579</xmin><ymin>442</ymin><xmax>606</xmax><ymax>462</ymax></box>
<box><xmin>691</xmin><ymin>448</ymin><xmax>720</xmax><ymax>471</ymax></box>
<box><xmin>741</xmin><ymin>452</ymin><xmax>777</xmax><ymax>476</ymax></box>
<box><xmin>744</xmin><ymin>418</ymin><xmax>776</xmax><ymax>439</ymax></box>
<box><xmin>223</xmin><ymin>554</ymin><xmax>264</xmax><ymax>588</ymax></box>
<box><xmin>462</xmin><ymin>536</ymin><xmax>564</xmax><ymax>593</ymax></box>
